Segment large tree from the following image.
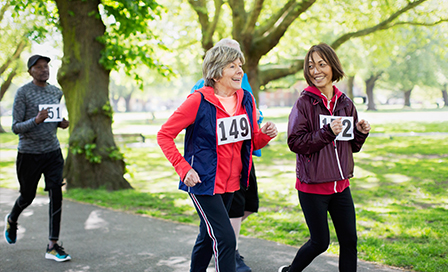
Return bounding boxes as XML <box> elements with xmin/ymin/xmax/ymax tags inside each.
<box><xmin>13</xmin><ymin>0</ymin><xmax>165</xmax><ymax>190</ymax></box>
<box><xmin>187</xmin><ymin>0</ymin><xmax>448</xmax><ymax>102</ymax></box>
<box><xmin>57</xmin><ymin>0</ymin><xmax>168</xmax><ymax>190</ymax></box>
<box><xmin>54</xmin><ymin>0</ymin><xmax>132</xmax><ymax>190</ymax></box>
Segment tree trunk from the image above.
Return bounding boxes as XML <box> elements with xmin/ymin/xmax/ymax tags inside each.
<box><xmin>111</xmin><ymin>97</ymin><xmax>119</xmax><ymax>112</ymax></box>
<box><xmin>55</xmin><ymin>0</ymin><xmax>131</xmax><ymax>190</ymax></box>
<box><xmin>403</xmin><ymin>88</ymin><xmax>413</xmax><ymax>108</ymax></box>
<box><xmin>365</xmin><ymin>74</ymin><xmax>381</xmax><ymax>111</ymax></box>
<box><xmin>246</xmin><ymin>58</ymin><xmax>261</xmax><ymax>103</ymax></box>
<box><xmin>442</xmin><ymin>84</ymin><xmax>448</xmax><ymax>107</ymax></box>
<box><xmin>124</xmin><ymin>95</ymin><xmax>132</xmax><ymax>112</ymax></box>
<box><xmin>0</xmin><ymin>68</ymin><xmax>17</xmax><ymax>101</ymax></box>
<box><xmin>124</xmin><ymin>89</ymin><xmax>135</xmax><ymax>112</ymax></box>
<box><xmin>347</xmin><ymin>75</ymin><xmax>355</xmax><ymax>101</ymax></box>
<box><xmin>0</xmin><ymin>105</ymin><xmax>5</xmax><ymax>133</ymax></box>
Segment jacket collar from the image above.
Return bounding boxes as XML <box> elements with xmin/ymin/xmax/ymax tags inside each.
<box><xmin>196</xmin><ymin>86</ymin><xmax>245</xmax><ymax>108</ymax></box>
<box><xmin>304</xmin><ymin>85</ymin><xmax>342</xmax><ymax>104</ymax></box>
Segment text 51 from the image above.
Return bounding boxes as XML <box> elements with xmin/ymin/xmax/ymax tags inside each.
<box><xmin>38</xmin><ymin>104</ymin><xmax>63</xmax><ymax>122</ymax></box>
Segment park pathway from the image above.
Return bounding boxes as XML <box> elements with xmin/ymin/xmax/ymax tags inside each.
<box><xmin>0</xmin><ymin>188</ymin><xmax>409</xmax><ymax>272</ymax></box>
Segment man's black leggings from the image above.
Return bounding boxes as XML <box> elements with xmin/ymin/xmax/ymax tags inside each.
<box><xmin>9</xmin><ymin>149</ymin><xmax>64</xmax><ymax>241</ymax></box>
<box><xmin>290</xmin><ymin>187</ymin><xmax>357</xmax><ymax>272</ymax></box>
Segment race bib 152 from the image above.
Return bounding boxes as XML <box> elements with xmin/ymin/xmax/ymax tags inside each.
<box><xmin>217</xmin><ymin>114</ymin><xmax>251</xmax><ymax>145</ymax></box>
<box><xmin>319</xmin><ymin>115</ymin><xmax>354</xmax><ymax>141</ymax></box>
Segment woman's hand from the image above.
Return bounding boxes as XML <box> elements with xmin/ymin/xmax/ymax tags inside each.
<box><xmin>330</xmin><ymin>118</ymin><xmax>343</xmax><ymax>135</ymax></box>
<box><xmin>183</xmin><ymin>168</ymin><xmax>201</xmax><ymax>187</ymax></box>
<box><xmin>356</xmin><ymin>119</ymin><xmax>371</xmax><ymax>134</ymax></box>
<box><xmin>261</xmin><ymin>121</ymin><xmax>278</xmax><ymax>138</ymax></box>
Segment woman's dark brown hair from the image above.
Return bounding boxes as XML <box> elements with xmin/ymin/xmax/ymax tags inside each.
<box><xmin>303</xmin><ymin>43</ymin><xmax>345</xmax><ymax>87</ymax></box>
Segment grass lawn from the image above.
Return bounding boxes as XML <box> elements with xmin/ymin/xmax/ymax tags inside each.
<box><xmin>1</xmin><ymin>108</ymin><xmax>447</xmax><ymax>271</ymax></box>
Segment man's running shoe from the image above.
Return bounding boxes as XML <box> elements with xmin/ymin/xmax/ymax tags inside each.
<box><xmin>45</xmin><ymin>243</ymin><xmax>71</xmax><ymax>262</ymax></box>
<box><xmin>4</xmin><ymin>214</ymin><xmax>17</xmax><ymax>244</ymax></box>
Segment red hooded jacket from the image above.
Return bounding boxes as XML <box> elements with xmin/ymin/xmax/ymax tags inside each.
<box><xmin>158</xmin><ymin>87</ymin><xmax>272</xmax><ymax>195</ymax></box>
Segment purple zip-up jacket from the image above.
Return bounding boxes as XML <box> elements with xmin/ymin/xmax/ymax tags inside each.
<box><xmin>287</xmin><ymin>86</ymin><xmax>368</xmax><ymax>184</ymax></box>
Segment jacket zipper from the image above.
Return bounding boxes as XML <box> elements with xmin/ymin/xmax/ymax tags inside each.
<box><xmin>225</xmin><ymin>145</ymin><xmax>235</xmax><ymax>192</ymax></box>
<box><xmin>188</xmin><ymin>155</ymin><xmax>195</xmax><ymax>193</ymax></box>
<box><xmin>203</xmin><ymin>94</ymin><xmax>237</xmax><ymax>193</ymax></box>
<box><xmin>333</xmin><ymin>141</ymin><xmax>345</xmax><ymax>180</ymax></box>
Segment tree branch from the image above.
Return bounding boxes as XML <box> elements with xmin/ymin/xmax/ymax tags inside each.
<box><xmin>208</xmin><ymin>0</ymin><xmax>223</xmax><ymax>46</ymax></box>
<box><xmin>252</xmin><ymin>0</ymin><xmax>316</xmax><ymax>58</ymax></box>
<box><xmin>243</xmin><ymin>0</ymin><xmax>264</xmax><ymax>35</ymax></box>
<box><xmin>188</xmin><ymin>0</ymin><xmax>215</xmax><ymax>50</ymax></box>
<box><xmin>253</xmin><ymin>0</ymin><xmax>296</xmax><ymax>39</ymax></box>
<box><xmin>331</xmin><ymin>0</ymin><xmax>427</xmax><ymax>50</ymax></box>
<box><xmin>0</xmin><ymin>68</ymin><xmax>17</xmax><ymax>101</ymax></box>
<box><xmin>258</xmin><ymin>59</ymin><xmax>304</xmax><ymax>86</ymax></box>
<box><xmin>0</xmin><ymin>39</ymin><xmax>28</xmax><ymax>76</ymax></box>
<box><xmin>0</xmin><ymin>0</ymin><xmax>11</xmax><ymax>23</ymax></box>
<box><xmin>392</xmin><ymin>18</ymin><xmax>448</xmax><ymax>27</ymax></box>
<box><xmin>228</xmin><ymin>0</ymin><xmax>247</xmax><ymax>41</ymax></box>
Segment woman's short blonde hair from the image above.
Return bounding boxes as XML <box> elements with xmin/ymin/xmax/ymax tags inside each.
<box><xmin>203</xmin><ymin>46</ymin><xmax>245</xmax><ymax>88</ymax></box>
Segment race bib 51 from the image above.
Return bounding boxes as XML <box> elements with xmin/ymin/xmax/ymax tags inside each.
<box><xmin>38</xmin><ymin>104</ymin><xmax>63</xmax><ymax>122</ymax></box>
<box><xmin>319</xmin><ymin>115</ymin><xmax>354</xmax><ymax>141</ymax></box>
<box><xmin>217</xmin><ymin>114</ymin><xmax>251</xmax><ymax>145</ymax></box>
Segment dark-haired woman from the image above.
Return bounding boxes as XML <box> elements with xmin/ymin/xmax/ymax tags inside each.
<box><xmin>279</xmin><ymin>43</ymin><xmax>371</xmax><ymax>272</ymax></box>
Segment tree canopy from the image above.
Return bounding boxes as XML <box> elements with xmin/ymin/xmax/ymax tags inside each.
<box><xmin>187</xmin><ymin>0</ymin><xmax>448</xmax><ymax>101</ymax></box>
<box><xmin>3</xmin><ymin>0</ymin><xmax>448</xmax><ymax>189</ymax></box>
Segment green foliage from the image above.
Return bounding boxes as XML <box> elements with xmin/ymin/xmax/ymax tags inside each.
<box><xmin>64</xmin><ymin>188</ymin><xmax>197</xmax><ymax>224</ymax></box>
<box><xmin>84</xmin><ymin>143</ymin><xmax>102</xmax><ymax>163</ymax></box>
<box><xmin>102</xmin><ymin>101</ymin><xmax>114</xmax><ymax>119</ymax></box>
<box><xmin>107</xmin><ymin>146</ymin><xmax>124</xmax><ymax>161</ymax></box>
<box><xmin>8</xmin><ymin>0</ymin><xmax>174</xmax><ymax>90</ymax></box>
<box><xmin>381</xmin><ymin>28</ymin><xmax>436</xmax><ymax>92</ymax></box>
<box><xmin>9</xmin><ymin>0</ymin><xmax>59</xmax><ymax>42</ymax></box>
<box><xmin>351</xmin><ymin>132</ymin><xmax>448</xmax><ymax>270</ymax></box>
<box><xmin>70</xmin><ymin>143</ymin><xmax>102</xmax><ymax>164</ymax></box>
<box><xmin>2</xmin><ymin>111</ymin><xmax>448</xmax><ymax>271</ymax></box>
<box><xmin>65</xmin><ymin>117</ymin><xmax>448</xmax><ymax>271</ymax></box>
<box><xmin>69</xmin><ymin>142</ymin><xmax>125</xmax><ymax>164</ymax></box>
<box><xmin>99</xmin><ymin>0</ymin><xmax>174</xmax><ymax>88</ymax></box>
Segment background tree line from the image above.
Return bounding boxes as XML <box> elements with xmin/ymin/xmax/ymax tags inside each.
<box><xmin>0</xmin><ymin>0</ymin><xmax>447</xmax><ymax>190</ymax></box>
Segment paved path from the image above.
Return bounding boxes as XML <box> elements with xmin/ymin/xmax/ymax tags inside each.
<box><xmin>0</xmin><ymin>188</ymin><xmax>408</xmax><ymax>272</ymax></box>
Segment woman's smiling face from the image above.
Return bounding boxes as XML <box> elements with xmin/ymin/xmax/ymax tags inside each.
<box><xmin>215</xmin><ymin>59</ymin><xmax>244</xmax><ymax>93</ymax></box>
<box><xmin>309</xmin><ymin>52</ymin><xmax>333</xmax><ymax>91</ymax></box>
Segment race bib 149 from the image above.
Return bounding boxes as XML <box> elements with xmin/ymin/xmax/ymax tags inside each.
<box><xmin>38</xmin><ymin>104</ymin><xmax>63</xmax><ymax>122</ymax></box>
<box><xmin>319</xmin><ymin>115</ymin><xmax>354</xmax><ymax>141</ymax></box>
<box><xmin>217</xmin><ymin>114</ymin><xmax>251</xmax><ymax>145</ymax></box>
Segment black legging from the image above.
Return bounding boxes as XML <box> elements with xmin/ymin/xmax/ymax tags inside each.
<box><xmin>10</xmin><ymin>149</ymin><xmax>64</xmax><ymax>240</ymax></box>
<box><xmin>10</xmin><ymin>187</ymin><xmax>62</xmax><ymax>240</ymax></box>
<box><xmin>290</xmin><ymin>187</ymin><xmax>357</xmax><ymax>272</ymax></box>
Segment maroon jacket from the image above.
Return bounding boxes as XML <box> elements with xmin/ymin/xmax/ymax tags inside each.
<box><xmin>288</xmin><ymin>86</ymin><xmax>368</xmax><ymax>184</ymax></box>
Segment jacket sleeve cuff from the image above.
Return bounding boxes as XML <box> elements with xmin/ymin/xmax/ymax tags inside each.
<box><xmin>354</xmin><ymin>127</ymin><xmax>369</xmax><ymax>138</ymax></box>
<box><xmin>176</xmin><ymin>161</ymin><xmax>193</xmax><ymax>182</ymax></box>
